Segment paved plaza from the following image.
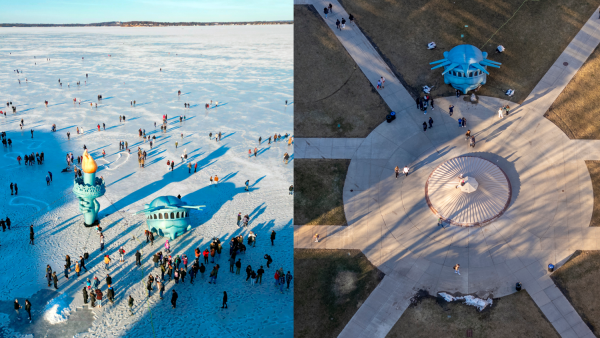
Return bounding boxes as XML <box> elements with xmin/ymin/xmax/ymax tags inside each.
<box><xmin>294</xmin><ymin>1</ymin><xmax>600</xmax><ymax>337</ymax></box>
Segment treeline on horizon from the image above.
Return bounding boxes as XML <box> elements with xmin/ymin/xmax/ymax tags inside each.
<box><xmin>0</xmin><ymin>20</ymin><xmax>293</xmax><ymax>27</ymax></box>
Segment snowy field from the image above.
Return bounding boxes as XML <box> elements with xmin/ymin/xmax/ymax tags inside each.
<box><xmin>0</xmin><ymin>25</ymin><xmax>293</xmax><ymax>337</ymax></box>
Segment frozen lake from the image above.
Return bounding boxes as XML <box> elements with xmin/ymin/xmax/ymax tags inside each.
<box><xmin>0</xmin><ymin>25</ymin><xmax>293</xmax><ymax>337</ymax></box>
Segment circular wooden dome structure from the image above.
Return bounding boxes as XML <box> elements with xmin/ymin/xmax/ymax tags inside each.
<box><xmin>425</xmin><ymin>156</ymin><xmax>511</xmax><ymax>226</ymax></box>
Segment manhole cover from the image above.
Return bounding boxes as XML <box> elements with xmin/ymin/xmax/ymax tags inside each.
<box><xmin>563</xmin><ymin>62</ymin><xmax>569</xmax><ymax>66</ymax></box>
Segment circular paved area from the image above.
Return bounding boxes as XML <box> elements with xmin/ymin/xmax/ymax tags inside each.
<box><xmin>425</xmin><ymin>156</ymin><xmax>511</xmax><ymax>226</ymax></box>
<box><xmin>340</xmin><ymin>95</ymin><xmax>596</xmax><ymax>298</ymax></box>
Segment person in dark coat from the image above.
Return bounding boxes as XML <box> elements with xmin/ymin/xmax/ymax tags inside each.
<box><xmin>135</xmin><ymin>250</ymin><xmax>141</xmax><ymax>266</ymax></box>
<box><xmin>171</xmin><ymin>290</ymin><xmax>178</xmax><ymax>308</ymax></box>
<box><xmin>52</xmin><ymin>272</ymin><xmax>58</xmax><ymax>289</ymax></box>
<box><xmin>222</xmin><ymin>291</ymin><xmax>228</xmax><ymax>309</ymax></box>
<box><xmin>246</xmin><ymin>265</ymin><xmax>252</xmax><ymax>281</ymax></box>
<box><xmin>270</xmin><ymin>230</ymin><xmax>276</xmax><ymax>245</ymax></box>
<box><xmin>83</xmin><ymin>287</ymin><xmax>89</xmax><ymax>304</ymax></box>
<box><xmin>25</xmin><ymin>300</ymin><xmax>32</xmax><ymax>322</ymax></box>
<box><xmin>45</xmin><ymin>265</ymin><xmax>52</xmax><ymax>286</ymax></box>
<box><xmin>30</xmin><ymin>225</ymin><xmax>35</xmax><ymax>245</ymax></box>
<box><xmin>128</xmin><ymin>295</ymin><xmax>134</xmax><ymax>315</ymax></box>
<box><xmin>79</xmin><ymin>255</ymin><xmax>87</xmax><ymax>272</ymax></box>
<box><xmin>107</xmin><ymin>285</ymin><xmax>115</xmax><ymax>303</ymax></box>
<box><xmin>5</xmin><ymin>217</ymin><xmax>10</xmax><ymax>230</ymax></box>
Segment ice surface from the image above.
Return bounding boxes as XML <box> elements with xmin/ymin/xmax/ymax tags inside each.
<box><xmin>0</xmin><ymin>25</ymin><xmax>293</xmax><ymax>337</ymax></box>
<box><xmin>438</xmin><ymin>292</ymin><xmax>493</xmax><ymax>311</ymax></box>
<box><xmin>43</xmin><ymin>293</ymin><xmax>71</xmax><ymax>325</ymax></box>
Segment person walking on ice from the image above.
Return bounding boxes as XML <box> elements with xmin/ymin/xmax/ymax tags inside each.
<box><xmin>14</xmin><ymin>299</ymin><xmax>22</xmax><ymax>321</ymax></box>
<box><xmin>171</xmin><ymin>290</ymin><xmax>178</xmax><ymax>308</ymax></box>
<box><xmin>128</xmin><ymin>295</ymin><xmax>134</xmax><ymax>315</ymax></box>
<box><xmin>222</xmin><ymin>291</ymin><xmax>228</xmax><ymax>309</ymax></box>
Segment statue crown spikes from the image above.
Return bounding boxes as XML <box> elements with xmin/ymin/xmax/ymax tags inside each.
<box><xmin>430</xmin><ymin>44</ymin><xmax>501</xmax><ymax>94</ymax></box>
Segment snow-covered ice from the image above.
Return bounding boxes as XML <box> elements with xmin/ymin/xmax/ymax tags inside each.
<box><xmin>0</xmin><ymin>25</ymin><xmax>293</xmax><ymax>337</ymax></box>
<box><xmin>43</xmin><ymin>293</ymin><xmax>71</xmax><ymax>325</ymax></box>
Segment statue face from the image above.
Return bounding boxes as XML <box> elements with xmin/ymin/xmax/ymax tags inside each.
<box><xmin>82</xmin><ymin>150</ymin><xmax>98</xmax><ymax>173</ymax></box>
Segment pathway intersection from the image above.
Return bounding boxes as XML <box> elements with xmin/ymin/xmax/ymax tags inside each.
<box><xmin>294</xmin><ymin>1</ymin><xmax>600</xmax><ymax>337</ymax></box>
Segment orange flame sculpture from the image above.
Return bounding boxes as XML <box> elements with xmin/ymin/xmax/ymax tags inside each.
<box><xmin>82</xmin><ymin>150</ymin><xmax>98</xmax><ymax>174</ymax></box>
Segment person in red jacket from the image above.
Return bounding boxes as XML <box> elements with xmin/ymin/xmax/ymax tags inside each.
<box><xmin>95</xmin><ymin>289</ymin><xmax>103</xmax><ymax>308</ymax></box>
<box><xmin>17</xmin><ymin>155</ymin><xmax>21</xmax><ymax>164</ymax></box>
<box><xmin>274</xmin><ymin>270</ymin><xmax>280</xmax><ymax>286</ymax></box>
<box><xmin>203</xmin><ymin>249</ymin><xmax>209</xmax><ymax>264</ymax></box>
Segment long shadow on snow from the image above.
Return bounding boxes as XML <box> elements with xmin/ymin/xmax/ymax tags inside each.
<box><xmin>98</xmin><ymin>145</ymin><xmax>229</xmax><ymax>217</ymax></box>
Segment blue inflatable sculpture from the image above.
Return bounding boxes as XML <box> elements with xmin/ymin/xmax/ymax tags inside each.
<box><xmin>72</xmin><ymin>150</ymin><xmax>105</xmax><ymax>227</ymax></box>
<box><xmin>430</xmin><ymin>44</ymin><xmax>501</xmax><ymax>94</ymax></box>
<box><xmin>135</xmin><ymin>196</ymin><xmax>204</xmax><ymax>239</ymax></box>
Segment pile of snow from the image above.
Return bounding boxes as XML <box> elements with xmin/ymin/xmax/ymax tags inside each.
<box><xmin>43</xmin><ymin>293</ymin><xmax>72</xmax><ymax>325</ymax></box>
<box><xmin>439</xmin><ymin>292</ymin><xmax>493</xmax><ymax>311</ymax></box>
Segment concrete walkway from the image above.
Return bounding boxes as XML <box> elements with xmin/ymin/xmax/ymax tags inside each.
<box><xmin>295</xmin><ymin>138</ymin><xmax>364</xmax><ymax>159</ymax></box>
<box><xmin>295</xmin><ymin>1</ymin><xmax>600</xmax><ymax>337</ymax></box>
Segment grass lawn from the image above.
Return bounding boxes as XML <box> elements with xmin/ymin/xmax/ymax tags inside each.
<box><xmin>294</xmin><ymin>159</ymin><xmax>350</xmax><ymax>225</ymax></box>
<box><xmin>585</xmin><ymin>161</ymin><xmax>600</xmax><ymax>227</ymax></box>
<box><xmin>552</xmin><ymin>250</ymin><xmax>600</xmax><ymax>336</ymax></box>
<box><xmin>546</xmin><ymin>45</ymin><xmax>600</xmax><ymax>139</ymax></box>
<box><xmin>294</xmin><ymin>249</ymin><xmax>384</xmax><ymax>338</ymax></box>
<box><xmin>387</xmin><ymin>291</ymin><xmax>560</xmax><ymax>338</ymax></box>
<box><xmin>337</xmin><ymin>0</ymin><xmax>598</xmax><ymax>104</ymax></box>
<box><xmin>294</xmin><ymin>5</ymin><xmax>391</xmax><ymax>138</ymax></box>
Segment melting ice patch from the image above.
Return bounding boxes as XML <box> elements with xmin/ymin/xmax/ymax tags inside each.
<box><xmin>438</xmin><ymin>292</ymin><xmax>493</xmax><ymax>311</ymax></box>
<box><xmin>43</xmin><ymin>293</ymin><xmax>71</xmax><ymax>324</ymax></box>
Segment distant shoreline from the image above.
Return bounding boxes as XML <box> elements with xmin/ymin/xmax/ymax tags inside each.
<box><xmin>0</xmin><ymin>21</ymin><xmax>293</xmax><ymax>28</ymax></box>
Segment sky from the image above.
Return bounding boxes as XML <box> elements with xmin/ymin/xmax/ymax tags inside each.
<box><xmin>0</xmin><ymin>0</ymin><xmax>292</xmax><ymax>24</ymax></box>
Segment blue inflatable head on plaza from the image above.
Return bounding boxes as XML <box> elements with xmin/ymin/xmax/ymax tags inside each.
<box><xmin>430</xmin><ymin>44</ymin><xmax>501</xmax><ymax>94</ymax></box>
<box><xmin>135</xmin><ymin>195</ymin><xmax>205</xmax><ymax>239</ymax></box>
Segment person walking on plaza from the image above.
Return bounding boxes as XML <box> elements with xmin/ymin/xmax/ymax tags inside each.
<box><xmin>403</xmin><ymin>165</ymin><xmax>409</xmax><ymax>176</ymax></box>
<box><xmin>423</xmin><ymin>122</ymin><xmax>427</xmax><ymax>131</ymax></box>
<box><xmin>324</xmin><ymin>7</ymin><xmax>329</xmax><ymax>18</ymax></box>
<box><xmin>498</xmin><ymin>107</ymin><xmax>503</xmax><ymax>119</ymax></box>
<box><xmin>428</xmin><ymin>117</ymin><xmax>434</xmax><ymax>128</ymax></box>
<box><xmin>454</xmin><ymin>264</ymin><xmax>461</xmax><ymax>275</ymax></box>
<box><xmin>135</xmin><ymin>250</ymin><xmax>141</xmax><ymax>266</ymax></box>
<box><xmin>395</xmin><ymin>166</ymin><xmax>400</xmax><ymax>178</ymax></box>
